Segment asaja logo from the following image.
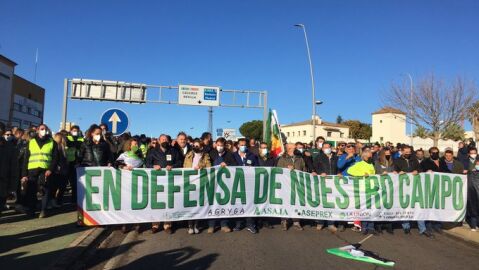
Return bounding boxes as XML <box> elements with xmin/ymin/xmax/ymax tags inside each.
<box><xmin>339</xmin><ymin>212</ymin><xmax>346</xmax><ymax>219</ymax></box>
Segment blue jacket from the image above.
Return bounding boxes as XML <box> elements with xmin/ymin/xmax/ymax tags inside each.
<box><xmin>233</xmin><ymin>150</ymin><xmax>259</xmax><ymax>167</ymax></box>
<box><xmin>337</xmin><ymin>153</ymin><xmax>361</xmax><ymax>176</ymax></box>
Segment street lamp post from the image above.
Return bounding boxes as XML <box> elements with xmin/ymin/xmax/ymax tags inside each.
<box><xmin>401</xmin><ymin>73</ymin><xmax>414</xmax><ymax>146</ymax></box>
<box><xmin>295</xmin><ymin>24</ymin><xmax>317</xmax><ymax>145</ymax></box>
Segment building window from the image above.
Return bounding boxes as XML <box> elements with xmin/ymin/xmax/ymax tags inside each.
<box><xmin>13</xmin><ymin>103</ymin><xmax>22</xmax><ymax>111</ymax></box>
<box><xmin>327</xmin><ymin>131</ymin><xmax>332</xmax><ymax>137</ymax></box>
<box><xmin>303</xmin><ymin>130</ymin><xmax>306</xmax><ymax>136</ymax></box>
<box><xmin>12</xmin><ymin>118</ymin><xmax>21</xmax><ymax>127</ymax></box>
<box><xmin>340</xmin><ymin>132</ymin><xmax>343</xmax><ymax>138</ymax></box>
<box><xmin>380</xmin><ymin>137</ymin><xmax>384</xmax><ymax>142</ymax></box>
<box><xmin>380</xmin><ymin>120</ymin><xmax>382</xmax><ymax>123</ymax></box>
<box><xmin>287</xmin><ymin>132</ymin><xmax>290</xmax><ymax>137</ymax></box>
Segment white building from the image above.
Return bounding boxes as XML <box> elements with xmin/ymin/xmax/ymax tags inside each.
<box><xmin>371</xmin><ymin>106</ymin><xmax>462</xmax><ymax>152</ymax></box>
<box><xmin>371</xmin><ymin>107</ymin><xmax>408</xmax><ymax>144</ymax></box>
<box><xmin>281</xmin><ymin>116</ymin><xmax>351</xmax><ymax>146</ymax></box>
<box><xmin>0</xmin><ymin>55</ymin><xmax>16</xmax><ymax>124</ymax></box>
<box><xmin>11</xmin><ymin>75</ymin><xmax>45</xmax><ymax>129</ymax></box>
<box><xmin>0</xmin><ymin>54</ymin><xmax>45</xmax><ymax>128</ymax></box>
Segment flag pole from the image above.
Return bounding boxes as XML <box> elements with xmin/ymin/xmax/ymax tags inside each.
<box><xmin>34</xmin><ymin>48</ymin><xmax>38</xmax><ymax>83</ymax></box>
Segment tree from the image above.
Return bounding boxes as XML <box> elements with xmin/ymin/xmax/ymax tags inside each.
<box><xmin>239</xmin><ymin>120</ymin><xmax>263</xmax><ymax>140</ymax></box>
<box><xmin>336</xmin><ymin>115</ymin><xmax>343</xmax><ymax>124</ymax></box>
<box><xmin>413</xmin><ymin>125</ymin><xmax>430</xmax><ymax>139</ymax></box>
<box><xmin>467</xmin><ymin>100</ymin><xmax>479</xmax><ymax>142</ymax></box>
<box><xmin>441</xmin><ymin>123</ymin><xmax>465</xmax><ymax>141</ymax></box>
<box><xmin>384</xmin><ymin>74</ymin><xmax>477</xmax><ymax>146</ymax></box>
<box><xmin>342</xmin><ymin>120</ymin><xmax>372</xmax><ymax>141</ymax></box>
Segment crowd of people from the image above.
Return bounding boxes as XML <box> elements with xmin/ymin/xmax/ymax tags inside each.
<box><xmin>1</xmin><ymin>121</ymin><xmax>479</xmax><ymax>239</ymax></box>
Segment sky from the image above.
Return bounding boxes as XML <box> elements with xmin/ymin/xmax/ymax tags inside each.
<box><xmin>1</xmin><ymin>0</ymin><xmax>478</xmax><ymax>137</ymax></box>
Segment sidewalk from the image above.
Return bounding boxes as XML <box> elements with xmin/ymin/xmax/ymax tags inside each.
<box><xmin>0</xmin><ymin>203</ymin><xmax>88</xmax><ymax>269</ymax></box>
<box><xmin>444</xmin><ymin>223</ymin><xmax>479</xmax><ymax>245</ymax></box>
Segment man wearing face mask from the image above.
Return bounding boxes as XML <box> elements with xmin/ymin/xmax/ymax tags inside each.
<box><xmin>314</xmin><ymin>142</ymin><xmax>340</xmax><ymax>232</ymax></box>
<box><xmin>3</xmin><ymin>129</ymin><xmax>15</xmax><ymax>143</ymax></box>
<box><xmin>465</xmin><ymin>148</ymin><xmax>479</xmax><ymax>173</ymax></box>
<box><xmin>295</xmin><ymin>142</ymin><xmax>315</xmax><ymax>173</ymax></box>
<box><xmin>0</xmin><ymin>123</ymin><xmax>18</xmax><ymax>216</ymax></box>
<box><xmin>233</xmin><ymin>138</ymin><xmax>259</xmax><ymax>233</ymax></box>
<box><xmin>208</xmin><ymin>137</ymin><xmax>238</xmax><ymax>233</ymax></box>
<box><xmin>309</xmin><ymin>136</ymin><xmax>325</xmax><ymax>159</ymax></box>
<box><xmin>66</xmin><ymin>125</ymin><xmax>83</xmax><ymax>203</ymax></box>
<box><xmin>146</xmin><ymin>134</ymin><xmax>181</xmax><ymax>233</ymax></box>
<box><xmin>395</xmin><ymin>145</ymin><xmax>433</xmax><ymax>237</ymax></box>
<box><xmin>21</xmin><ymin>124</ymin><xmax>58</xmax><ymax>218</ymax></box>
<box><xmin>258</xmin><ymin>142</ymin><xmax>276</xmax><ymax>167</ymax></box>
<box><xmin>257</xmin><ymin>142</ymin><xmax>277</xmax><ymax>229</ymax></box>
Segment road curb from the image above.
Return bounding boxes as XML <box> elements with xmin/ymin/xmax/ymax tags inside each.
<box><xmin>443</xmin><ymin>226</ymin><xmax>479</xmax><ymax>247</ymax></box>
<box><xmin>102</xmin><ymin>230</ymin><xmax>138</xmax><ymax>270</ymax></box>
<box><xmin>49</xmin><ymin>226</ymin><xmax>109</xmax><ymax>270</ymax></box>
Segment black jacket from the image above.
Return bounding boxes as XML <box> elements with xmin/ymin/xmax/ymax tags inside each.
<box><xmin>174</xmin><ymin>143</ymin><xmax>192</xmax><ymax>168</ymax></box>
<box><xmin>79</xmin><ymin>139</ymin><xmax>114</xmax><ymax>167</ymax></box>
<box><xmin>420</xmin><ymin>158</ymin><xmax>443</xmax><ymax>172</ymax></box>
<box><xmin>22</xmin><ymin>136</ymin><xmax>59</xmax><ymax>177</ymax></box>
<box><xmin>146</xmin><ymin>145</ymin><xmax>182</xmax><ymax>168</ymax></box>
<box><xmin>393</xmin><ymin>157</ymin><xmax>420</xmax><ymax>173</ymax></box>
<box><xmin>0</xmin><ymin>139</ymin><xmax>18</xmax><ymax>197</ymax></box>
<box><xmin>302</xmin><ymin>154</ymin><xmax>315</xmax><ymax>173</ymax></box>
<box><xmin>258</xmin><ymin>155</ymin><xmax>277</xmax><ymax>167</ymax></box>
<box><xmin>314</xmin><ymin>152</ymin><xmax>338</xmax><ymax>175</ymax></box>
<box><xmin>209</xmin><ymin>149</ymin><xmax>238</xmax><ymax>166</ymax></box>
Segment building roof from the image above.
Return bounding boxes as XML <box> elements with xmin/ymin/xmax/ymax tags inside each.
<box><xmin>0</xmin><ymin>54</ymin><xmax>17</xmax><ymax>67</ymax></box>
<box><xmin>13</xmin><ymin>75</ymin><xmax>45</xmax><ymax>104</ymax></box>
<box><xmin>372</xmin><ymin>107</ymin><xmax>406</xmax><ymax>115</ymax></box>
<box><xmin>282</xmin><ymin>119</ymin><xmax>349</xmax><ymax>128</ymax></box>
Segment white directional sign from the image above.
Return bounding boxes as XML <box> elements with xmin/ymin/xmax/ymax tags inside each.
<box><xmin>178</xmin><ymin>85</ymin><xmax>220</xmax><ymax>107</ymax></box>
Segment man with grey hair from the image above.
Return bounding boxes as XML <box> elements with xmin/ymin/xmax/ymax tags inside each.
<box><xmin>277</xmin><ymin>143</ymin><xmax>306</xmax><ymax>231</ymax></box>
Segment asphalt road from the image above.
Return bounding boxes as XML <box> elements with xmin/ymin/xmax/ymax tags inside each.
<box><xmin>82</xmin><ymin>222</ymin><xmax>479</xmax><ymax>270</ymax></box>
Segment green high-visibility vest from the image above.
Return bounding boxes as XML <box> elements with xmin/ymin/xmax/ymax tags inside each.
<box><xmin>28</xmin><ymin>138</ymin><xmax>54</xmax><ymax>170</ymax></box>
<box><xmin>66</xmin><ymin>135</ymin><xmax>84</xmax><ymax>162</ymax></box>
<box><xmin>140</xmin><ymin>144</ymin><xmax>147</xmax><ymax>157</ymax></box>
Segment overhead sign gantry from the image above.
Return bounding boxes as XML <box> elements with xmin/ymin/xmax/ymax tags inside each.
<box><xmin>61</xmin><ymin>78</ymin><xmax>268</xmax><ymax>137</ymax></box>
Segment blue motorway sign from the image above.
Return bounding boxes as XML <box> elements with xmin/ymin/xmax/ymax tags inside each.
<box><xmin>100</xmin><ymin>108</ymin><xmax>129</xmax><ymax>136</ymax></box>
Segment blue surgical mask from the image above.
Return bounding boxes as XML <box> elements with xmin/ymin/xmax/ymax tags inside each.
<box><xmin>475</xmin><ymin>165</ymin><xmax>479</xmax><ymax>171</ymax></box>
<box><xmin>239</xmin><ymin>145</ymin><xmax>247</xmax><ymax>153</ymax></box>
<box><xmin>261</xmin><ymin>148</ymin><xmax>268</xmax><ymax>156</ymax></box>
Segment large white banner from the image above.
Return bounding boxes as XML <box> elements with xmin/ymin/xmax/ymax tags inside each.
<box><xmin>76</xmin><ymin>167</ymin><xmax>467</xmax><ymax>226</ymax></box>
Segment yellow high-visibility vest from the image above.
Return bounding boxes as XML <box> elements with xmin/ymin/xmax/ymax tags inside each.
<box><xmin>28</xmin><ymin>138</ymin><xmax>54</xmax><ymax>170</ymax></box>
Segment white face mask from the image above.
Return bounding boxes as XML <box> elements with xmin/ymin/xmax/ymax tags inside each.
<box><xmin>39</xmin><ymin>130</ymin><xmax>46</xmax><ymax>137</ymax></box>
<box><xmin>71</xmin><ymin>131</ymin><xmax>78</xmax><ymax>137</ymax></box>
<box><xmin>317</xmin><ymin>142</ymin><xmax>323</xmax><ymax>148</ymax></box>
<box><xmin>471</xmin><ymin>154</ymin><xmax>477</xmax><ymax>160</ymax></box>
<box><xmin>323</xmin><ymin>148</ymin><xmax>332</xmax><ymax>155</ymax></box>
<box><xmin>297</xmin><ymin>148</ymin><xmax>304</xmax><ymax>154</ymax></box>
<box><xmin>261</xmin><ymin>148</ymin><xmax>268</xmax><ymax>156</ymax></box>
<box><xmin>93</xmin><ymin>134</ymin><xmax>101</xmax><ymax>142</ymax></box>
<box><xmin>216</xmin><ymin>146</ymin><xmax>224</xmax><ymax>153</ymax></box>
